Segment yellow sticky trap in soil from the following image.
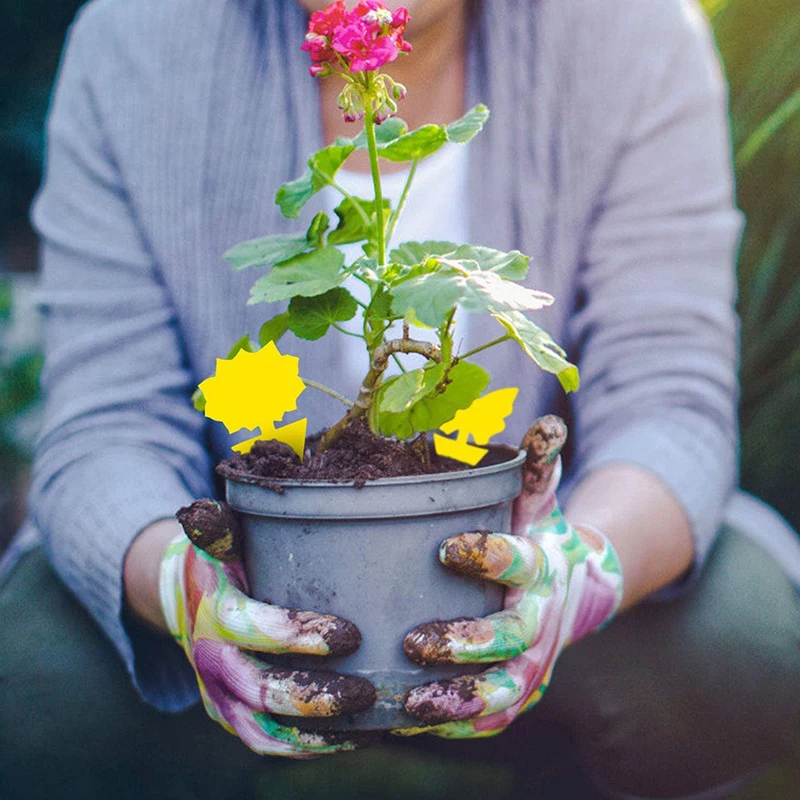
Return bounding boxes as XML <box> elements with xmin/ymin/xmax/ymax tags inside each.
<box><xmin>198</xmin><ymin>342</ymin><xmax>307</xmax><ymax>459</ymax></box>
<box><xmin>434</xmin><ymin>388</ymin><xmax>519</xmax><ymax>466</ymax></box>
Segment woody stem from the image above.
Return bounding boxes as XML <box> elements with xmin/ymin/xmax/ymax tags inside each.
<box><xmin>317</xmin><ymin>338</ymin><xmax>442</xmax><ymax>452</ymax></box>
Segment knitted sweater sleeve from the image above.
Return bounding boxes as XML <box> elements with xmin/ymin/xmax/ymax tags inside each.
<box><xmin>27</xmin><ymin>6</ymin><xmax>207</xmax><ymax>710</ymax></box>
<box><xmin>564</xmin><ymin>0</ymin><xmax>742</xmax><ymax>595</ymax></box>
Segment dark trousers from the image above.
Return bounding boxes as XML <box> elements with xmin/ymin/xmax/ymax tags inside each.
<box><xmin>1</xmin><ymin>529</ymin><xmax>799</xmax><ymax>800</ymax></box>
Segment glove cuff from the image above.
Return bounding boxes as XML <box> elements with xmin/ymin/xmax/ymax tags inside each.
<box><xmin>568</xmin><ymin>523</ymin><xmax>624</xmax><ymax>641</ymax></box>
<box><xmin>158</xmin><ymin>534</ymin><xmax>191</xmax><ymax>644</ymax></box>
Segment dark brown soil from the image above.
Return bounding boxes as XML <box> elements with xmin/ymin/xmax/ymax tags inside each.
<box><xmin>216</xmin><ymin>418</ymin><xmax>468</xmax><ymax>487</ymax></box>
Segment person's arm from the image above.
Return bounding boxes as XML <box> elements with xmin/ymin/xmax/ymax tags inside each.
<box><xmin>28</xmin><ymin>6</ymin><xmax>211</xmax><ymax>711</ymax></box>
<box><xmin>560</xmin><ymin>0</ymin><xmax>742</xmax><ymax>596</ymax></box>
<box><xmin>397</xmin><ymin>1</ymin><xmax>741</xmax><ymax>736</ymax></box>
<box><xmin>124</xmin><ymin>519</ymin><xmax>181</xmax><ymax>633</ymax></box>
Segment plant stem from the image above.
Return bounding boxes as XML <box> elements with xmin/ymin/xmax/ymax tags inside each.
<box><xmin>300</xmin><ymin>377</ymin><xmax>354</xmax><ymax>408</ymax></box>
<box><xmin>440</xmin><ymin>310</ymin><xmax>456</xmax><ymax>365</ymax></box>
<box><xmin>318</xmin><ymin>338</ymin><xmax>442</xmax><ymax>452</ymax></box>
<box><xmin>391</xmin><ymin>353</ymin><xmax>407</xmax><ymax>373</ymax></box>
<box><xmin>363</xmin><ymin>81</ymin><xmax>386</xmax><ymax>265</ymax></box>
<box><xmin>459</xmin><ymin>334</ymin><xmax>512</xmax><ymax>360</ymax></box>
<box><xmin>319</xmin><ymin>175</ymin><xmax>373</xmax><ymax>228</ymax></box>
<box><xmin>386</xmin><ymin>157</ymin><xmax>419</xmax><ymax>246</ymax></box>
<box><xmin>332</xmin><ymin>322</ymin><xmax>365</xmax><ymax>339</ymax></box>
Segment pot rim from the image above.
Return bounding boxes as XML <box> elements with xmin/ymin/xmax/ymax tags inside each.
<box><xmin>221</xmin><ymin>443</ymin><xmax>525</xmax><ymax>490</ymax></box>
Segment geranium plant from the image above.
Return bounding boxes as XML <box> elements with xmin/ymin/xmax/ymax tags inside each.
<box><xmin>196</xmin><ymin>0</ymin><xmax>578</xmax><ymax>463</ymax></box>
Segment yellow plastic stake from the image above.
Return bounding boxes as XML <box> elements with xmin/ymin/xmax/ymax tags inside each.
<box><xmin>198</xmin><ymin>341</ymin><xmax>308</xmax><ymax>459</ymax></box>
<box><xmin>434</xmin><ymin>387</ymin><xmax>519</xmax><ymax>466</ymax></box>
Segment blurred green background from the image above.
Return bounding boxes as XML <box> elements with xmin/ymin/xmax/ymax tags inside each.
<box><xmin>1</xmin><ymin>0</ymin><xmax>799</xmax><ymax>554</ymax></box>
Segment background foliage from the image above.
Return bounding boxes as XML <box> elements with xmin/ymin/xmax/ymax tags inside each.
<box><xmin>702</xmin><ymin>0</ymin><xmax>800</xmax><ymax>530</ymax></box>
<box><xmin>0</xmin><ymin>0</ymin><xmax>799</xmax><ymax>550</ymax></box>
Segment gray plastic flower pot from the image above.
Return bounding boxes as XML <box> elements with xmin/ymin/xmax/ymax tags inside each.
<box><xmin>225</xmin><ymin>444</ymin><xmax>524</xmax><ymax>731</ymax></box>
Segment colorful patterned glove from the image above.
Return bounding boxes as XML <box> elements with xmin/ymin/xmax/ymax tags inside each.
<box><xmin>161</xmin><ymin>500</ymin><xmax>376</xmax><ymax>757</ymax></box>
<box><xmin>401</xmin><ymin>417</ymin><xmax>624</xmax><ymax>738</ymax></box>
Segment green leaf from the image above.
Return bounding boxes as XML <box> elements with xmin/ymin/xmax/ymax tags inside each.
<box><xmin>275</xmin><ymin>142</ymin><xmax>355</xmax><ymax>219</ymax></box>
<box><xmin>390</xmin><ymin>261</ymin><xmax>548</xmax><ymax>326</ymax></box>
<box><xmin>248</xmin><ymin>248</ymin><xmax>346</xmax><ymax>304</ymax></box>
<box><xmin>258</xmin><ymin>312</ymin><xmax>290</xmax><ymax>346</ymax></box>
<box><xmin>328</xmin><ymin>197</ymin><xmax>391</xmax><ymax>246</ymax></box>
<box><xmin>388</xmin><ymin>242</ymin><xmax>529</xmax><ymax>280</ymax></box>
<box><xmin>192</xmin><ymin>387</ymin><xmax>206</xmax><ymax>412</ymax></box>
<box><xmin>459</xmin><ymin>270</ymin><xmax>553</xmax><ymax>315</ymax></box>
<box><xmin>378</xmin><ymin>124</ymin><xmax>448</xmax><ymax>162</ymax></box>
<box><xmin>0</xmin><ymin>279</ymin><xmax>11</xmax><ymax>321</ymax></box>
<box><xmin>495</xmin><ymin>311</ymin><xmax>580</xmax><ymax>392</ymax></box>
<box><xmin>736</xmin><ymin>88</ymin><xmax>800</xmax><ymax>169</ymax></box>
<box><xmin>309</xmin><ymin>142</ymin><xmax>356</xmax><ymax>190</ymax></box>
<box><xmin>446</xmin><ymin>104</ymin><xmax>491</xmax><ymax>144</ymax></box>
<box><xmin>288</xmin><ymin>287</ymin><xmax>359</xmax><ymax>341</ymax></box>
<box><xmin>225</xmin><ymin>334</ymin><xmax>257</xmax><ymax>358</ymax></box>
<box><xmin>376</xmin><ymin>361</ymin><xmax>490</xmax><ymax>439</ymax></box>
<box><xmin>275</xmin><ymin>170</ymin><xmax>315</xmax><ymax>219</ymax></box>
<box><xmin>353</xmin><ymin>255</ymin><xmax>380</xmax><ymax>282</ymax></box>
<box><xmin>389</xmin><ymin>240</ymin><xmax>460</xmax><ymax>267</ymax></box>
<box><xmin>353</xmin><ymin>117</ymin><xmax>408</xmax><ymax>149</ymax></box>
<box><xmin>364</xmin><ymin>288</ymin><xmax>393</xmax><ymax>350</ymax></box>
<box><xmin>449</xmin><ymin>245</ymin><xmax>530</xmax><ymax>280</ymax></box>
<box><xmin>380</xmin><ymin>363</ymin><xmax>446</xmax><ymax>413</ymax></box>
<box><xmin>306</xmin><ymin>212</ymin><xmax>330</xmax><ymax>248</ymax></box>
<box><xmin>390</xmin><ymin>269</ymin><xmax>465</xmax><ymax>328</ymax></box>
<box><xmin>222</xmin><ymin>234</ymin><xmax>309</xmax><ymax>271</ymax></box>
<box><xmin>0</xmin><ymin>352</ymin><xmax>43</xmax><ymax>417</ymax></box>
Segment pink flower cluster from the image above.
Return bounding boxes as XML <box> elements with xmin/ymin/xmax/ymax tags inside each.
<box><xmin>302</xmin><ymin>1</ymin><xmax>412</xmax><ymax>75</ymax></box>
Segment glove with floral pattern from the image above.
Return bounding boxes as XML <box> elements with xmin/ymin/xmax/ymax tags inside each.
<box><xmin>400</xmin><ymin>417</ymin><xmax>624</xmax><ymax>738</ymax></box>
<box><xmin>160</xmin><ymin>500</ymin><xmax>376</xmax><ymax>757</ymax></box>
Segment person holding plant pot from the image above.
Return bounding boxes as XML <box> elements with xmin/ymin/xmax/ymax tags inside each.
<box><xmin>2</xmin><ymin>1</ymin><xmax>800</xmax><ymax>798</ymax></box>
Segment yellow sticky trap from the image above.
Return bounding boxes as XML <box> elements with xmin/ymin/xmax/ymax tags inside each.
<box><xmin>198</xmin><ymin>341</ymin><xmax>308</xmax><ymax>459</ymax></box>
<box><xmin>434</xmin><ymin>387</ymin><xmax>519</xmax><ymax>466</ymax></box>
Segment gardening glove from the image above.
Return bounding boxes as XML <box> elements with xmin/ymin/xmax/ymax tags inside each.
<box><xmin>400</xmin><ymin>416</ymin><xmax>624</xmax><ymax>738</ymax></box>
<box><xmin>161</xmin><ymin>499</ymin><xmax>376</xmax><ymax>757</ymax></box>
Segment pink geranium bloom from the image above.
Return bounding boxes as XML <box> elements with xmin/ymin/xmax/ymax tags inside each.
<box><xmin>301</xmin><ymin>0</ymin><xmax>349</xmax><ymax>68</ymax></box>
<box><xmin>303</xmin><ymin>1</ymin><xmax>412</xmax><ymax>75</ymax></box>
<box><xmin>333</xmin><ymin>20</ymin><xmax>400</xmax><ymax>72</ymax></box>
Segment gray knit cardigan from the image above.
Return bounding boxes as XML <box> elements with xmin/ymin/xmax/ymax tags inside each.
<box><xmin>20</xmin><ymin>0</ymin><xmax>757</xmax><ymax>710</ymax></box>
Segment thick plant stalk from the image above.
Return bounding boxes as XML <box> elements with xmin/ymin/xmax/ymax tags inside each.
<box><xmin>318</xmin><ymin>338</ymin><xmax>441</xmax><ymax>452</ymax></box>
<box><xmin>363</xmin><ymin>77</ymin><xmax>387</xmax><ymax>266</ymax></box>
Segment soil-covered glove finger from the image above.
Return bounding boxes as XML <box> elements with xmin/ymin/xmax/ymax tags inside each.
<box><xmin>196</xmin><ymin>675</ymin><xmax>372</xmax><ymax>758</ymax></box>
<box><xmin>402</xmin><ymin>516</ymin><xmax>624</xmax><ymax>740</ymax></box>
<box><xmin>438</xmin><ymin>531</ymin><xmax>543</xmax><ymax>588</ymax></box>
<box><xmin>194</xmin><ymin>639</ymin><xmax>376</xmax><ymax>717</ymax></box>
<box><xmin>512</xmin><ymin>416</ymin><xmax>567</xmax><ymax>534</ymax></box>
<box><xmin>404</xmin><ymin>532</ymin><xmax>550</xmax><ymax>665</ymax></box>
<box><xmin>177</xmin><ymin>499</ymin><xmax>243</xmax><ymax>563</ymax></box>
<box><xmin>403</xmin><ymin>604</ymin><xmax>539</xmax><ymax>665</ymax></box>
<box><xmin>162</xmin><ymin>537</ymin><xmax>361</xmax><ymax>657</ymax></box>
<box><xmin>403</xmin><ymin>641</ymin><xmax>557</xmax><ymax>731</ymax></box>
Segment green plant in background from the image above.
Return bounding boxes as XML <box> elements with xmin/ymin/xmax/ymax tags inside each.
<box><xmin>0</xmin><ymin>277</ymin><xmax>43</xmax><ymax>542</ymax></box>
<box><xmin>703</xmin><ymin>0</ymin><xmax>800</xmax><ymax>531</ymax></box>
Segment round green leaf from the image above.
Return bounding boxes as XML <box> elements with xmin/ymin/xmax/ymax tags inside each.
<box><xmin>258</xmin><ymin>313</ymin><xmax>290</xmax><ymax>346</ymax></box>
<box><xmin>376</xmin><ymin>361</ymin><xmax>490</xmax><ymax>439</ymax></box>
<box><xmin>288</xmin><ymin>288</ymin><xmax>359</xmax><ymax>341</ymax></box>
<box><xmin>222</xmin><ymin>234</ymin><xmax>309</xmax><ymax>271</ymax></box>
<box><xmin>248</xmin><ymin>248</ymin><xmax>346</xmax><ymax>305</ymax></box>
